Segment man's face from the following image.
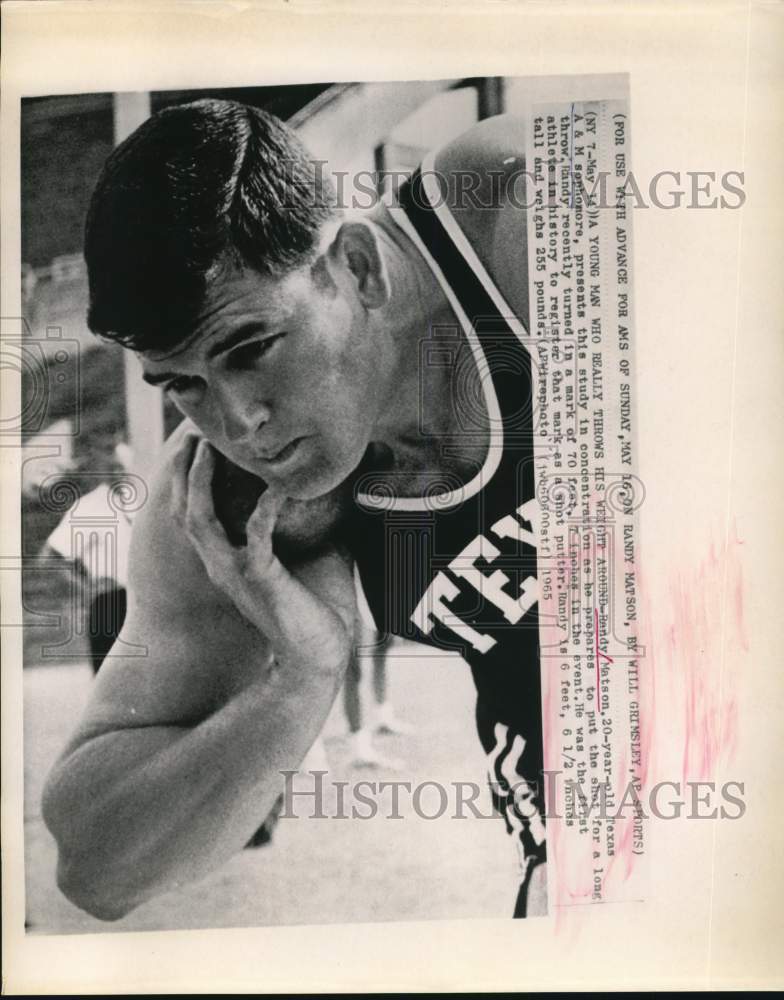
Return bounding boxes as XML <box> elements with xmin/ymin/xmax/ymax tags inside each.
<box><xmin>140</xmin><ymin>262</ymin><xmax>382</xmax><ymax>500</ymax></box>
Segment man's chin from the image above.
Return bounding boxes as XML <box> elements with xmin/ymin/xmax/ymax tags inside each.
<box><xmin>273</xmin><ymin>450</ymin><xmax>366</xmax><ymax>503</ymax></box>
<box><xmin>274</xmin><ymin>466</ymin><xmax>345</xmax><ymax>502</ymax></box>
<box><xmin>217</xmin><ymin>453</ymin><xmax>324</xmax><ymax>497</ymax></box>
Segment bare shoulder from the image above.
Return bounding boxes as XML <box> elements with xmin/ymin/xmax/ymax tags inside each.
<box><xmin>433</xmin><ymin>114</ymin><xmax>529</xmax><ymax>323</ymax></box>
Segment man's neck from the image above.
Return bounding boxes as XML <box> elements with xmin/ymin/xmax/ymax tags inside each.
<box><xmin>365</xmin><ymin>204</ymin><xmax>470</xmax><ymax>455</ymax></box>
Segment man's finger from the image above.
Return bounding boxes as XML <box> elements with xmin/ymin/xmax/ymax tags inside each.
<box><xmin>170</xmin><ymin>433</ymin><xmax>201</xmax><ymax>524</ymax></box>
<box><xmin>245</xmin><ymin>487</ymin><xmax>284</xmax><ymax>562</ymax></box>
<box><xmin>185</xmin><ymin>439</ymin><xmax>223</xmax><ymax>545</ymax></box>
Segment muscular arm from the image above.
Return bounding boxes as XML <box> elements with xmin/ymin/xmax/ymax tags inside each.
<box><xmin>42</xmin><ymin>429</ymin><xmax>355</xmax><ymax>920</ymax></box>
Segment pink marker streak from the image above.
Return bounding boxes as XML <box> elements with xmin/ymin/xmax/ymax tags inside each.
<box><xmin>669</xmin><ymin>519</ymin><xmax>747</xmax><ymax>783</ymax></box>
<box><xmin>537</xmin><ymin>517</ymin><xmax>749</xmax><ymax>924</ymax></box>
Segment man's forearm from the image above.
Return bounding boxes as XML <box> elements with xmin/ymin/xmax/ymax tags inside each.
<box><xmin>42</xmin><ymin>654</ymin><xmax>346</xmax><ymax>920</ymax></box>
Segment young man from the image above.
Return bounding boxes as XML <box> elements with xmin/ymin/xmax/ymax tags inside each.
<box><xmin>42</xmin><ymin>98</ymin><xmax>546</xmax><ymax>921</ymax></box>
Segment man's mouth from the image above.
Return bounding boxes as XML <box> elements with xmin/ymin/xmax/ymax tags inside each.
<box><xmin>256</xmin><ymin>437</ymin><xmax>305</xmax><ymax>467</ymax></box>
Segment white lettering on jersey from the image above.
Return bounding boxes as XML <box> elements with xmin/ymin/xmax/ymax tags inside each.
<box><xmin>449</xmin><ymin>535</ymin><xmax>537</xmax><ymax>625</ymax></box>
<box><xmin>488</xmin><ymin>722</ymin><xmax>546</xmax><ymax>853</ymax></box>
<box><xmin>490</xmin><ymin>497</ymin><xmax>540</xmax><ymax>548</ymax></box>
<box><xmin>410</xmin><ymin>571</ymin><xmax>496</xmax><ymax>654</ymax></box>
<box><xmin>410</xmin><ymin>498</ymin><xmax>540</xmax><ymax>654</ymax></box>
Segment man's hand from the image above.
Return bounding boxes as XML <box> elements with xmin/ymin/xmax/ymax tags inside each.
<box><xmin>171</xmin><ymin>434</ymin><xmax>355</xmax><ymax>676</ymax></box>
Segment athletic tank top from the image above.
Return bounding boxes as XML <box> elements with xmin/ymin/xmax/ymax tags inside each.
<box><xmin>222</xmin><ymin>153</ymin><xmax>546</xmax><ymax>901</ymax></box>
<box><xmin>348</xmin><ymin>162</ymin><xmax>542</xmax><ymax>748</ymax></box>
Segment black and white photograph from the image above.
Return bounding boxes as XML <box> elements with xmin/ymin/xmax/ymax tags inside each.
<box><xmin>20</xmin><ymin>75</ymin><xmax>562</xmax><ymax>934</ymax></box>
<box><xmin>3</xmin><ymin>1</ymin><xmax>782</xmax><ymax>993</ymax></box>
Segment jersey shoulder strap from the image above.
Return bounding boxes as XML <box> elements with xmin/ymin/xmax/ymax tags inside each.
<box><xmin>394</xmin><ymin>158</ymin><xmax>533</xmax><ymax>433</ymax></box>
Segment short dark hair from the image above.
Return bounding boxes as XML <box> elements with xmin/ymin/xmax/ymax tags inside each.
<box><xmin>85</xmin><ymin>98</ymin><xmax>337</xmax><ymax>352</ymax></box>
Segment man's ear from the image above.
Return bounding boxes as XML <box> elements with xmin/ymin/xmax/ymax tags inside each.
<box><xmin>327</xmin><ymin>220</ymin><xmax>390</xmax><ymax>309</ymax></box>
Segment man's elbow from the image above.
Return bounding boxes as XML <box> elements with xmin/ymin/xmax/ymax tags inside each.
<box><xmin>55</xmin><ymin>856</ymin><xmax>138</xmax><ymax>922</ymax></box>
<box><xmin>42</xmin><ymin>770</ymin><xmax>146</xmax><ymax>921</ymax></box>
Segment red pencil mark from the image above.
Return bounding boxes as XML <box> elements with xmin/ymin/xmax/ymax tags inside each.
<box><xmin>667</xmin><ymin>519</ymin><xmax>747</xmax><ymax>782</ymax></box>
<box><xmin>594</xmin><ymin>606</ymin><xmax>614</xmax><ymax>711</ymax></box>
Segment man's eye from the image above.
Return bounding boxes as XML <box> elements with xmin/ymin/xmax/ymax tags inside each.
<box><xmin>164</xmin><ymin>376</ymin><xmax>198</xmax><ymax>395</ymax></box>
<box><xmin>227</xmin><ymin>334</ymin><xmax>284</xmax><ymax>368</ymax></box>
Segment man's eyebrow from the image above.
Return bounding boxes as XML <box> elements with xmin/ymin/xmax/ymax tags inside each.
<box><xmin>140</xmin><ymin>322</ymin><xmax>273</xmax><ymax>384</ymax></box>
<box><xmin>206</xmin><ymin>321</ymin><xmax>269</xmax><ymax>359</ymax></box>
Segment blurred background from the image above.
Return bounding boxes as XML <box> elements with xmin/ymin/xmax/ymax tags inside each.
<box><xmin>19</xmin><ymin>77</ymin><xmax>534</xmax><ymax>933</ymax></box>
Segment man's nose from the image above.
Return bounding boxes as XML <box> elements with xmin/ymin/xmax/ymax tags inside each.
<box><xmin>213</xmin><ymin>381</ymin><xmax>270</xmax><ymax>441</ymax></box>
